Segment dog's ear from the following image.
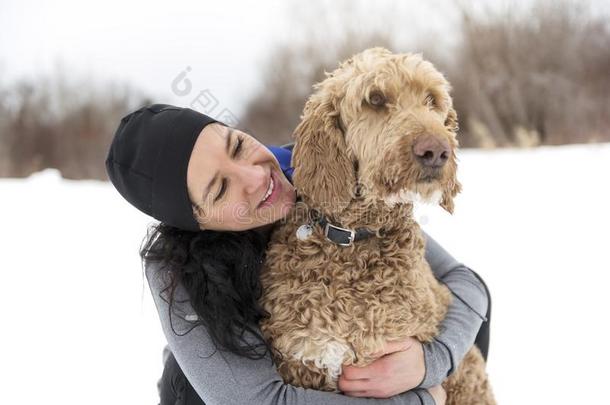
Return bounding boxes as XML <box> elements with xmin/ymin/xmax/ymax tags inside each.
<box><xmin>291</xmin><ymin>94</ymin><xmax>355</xmax><ymax>215</ymax></box>
<box><xmin>439</xmin><ymin>105</ymin><xmax>461</xmax><ymax>214</ymax></box>
<box><xmin>440</xmin><ymin>177</ymin><xmax>462</xmax><ymax>214</ymax></box>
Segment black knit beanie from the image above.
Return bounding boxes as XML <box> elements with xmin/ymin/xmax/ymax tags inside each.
<box><xmin>105</xmin><ymin>104</ymin><xmax>220</xmax><ymax>231</ymax></box>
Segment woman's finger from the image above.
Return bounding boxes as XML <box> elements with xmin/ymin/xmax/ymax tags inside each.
<box><xmin>342</xmin><ymin>364</ymin><xmax>368</xmax><ymax>380</ymax></box>
<box><xmin>338</xmin><ymin>375</ymin><xmax>374</xmax><ymax>392</ymax></box>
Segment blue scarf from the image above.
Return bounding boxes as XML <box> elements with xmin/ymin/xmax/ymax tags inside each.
<box><xmin>267</xmin><ymin>145</ymin><xmax>294</xmax><ymax>183</ymax></box>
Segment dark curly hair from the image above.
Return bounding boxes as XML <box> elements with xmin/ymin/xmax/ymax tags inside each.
<box><xmin>140</xmin><ymin>223</ymin><xmax>273</xmax><ymax>360</ymax></box>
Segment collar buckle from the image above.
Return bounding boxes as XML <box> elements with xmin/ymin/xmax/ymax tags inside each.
<box><xmin>323</xmin><ymin>223</ymin><xmax>355</xmax><ymax>247</ymax></box>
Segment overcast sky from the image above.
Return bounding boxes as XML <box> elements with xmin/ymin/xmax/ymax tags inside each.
<box><xmin>0</xmin><ymin>0</ymin><xmax>294</xmax><ymax>115</ymax></box>
<box><xmin>1</xmin><ymin>0</ymin><xmax>608</xmax><ymax>116</ymax></box>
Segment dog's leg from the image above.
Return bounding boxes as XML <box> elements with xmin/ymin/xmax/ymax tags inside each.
<box><xmin>443</xmin><ymin>346</ymin><xmax>496</xmax><ymax>405</ymax></box>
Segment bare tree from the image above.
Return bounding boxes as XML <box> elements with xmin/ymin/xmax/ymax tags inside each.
<box><xmin>241</xmin><ymin>0</ymin><xmax>610</xmax><ymax>148</ymax></box>
<box><xmin>0</xmin><ymin>74</ymin><xmax>148</xmax><ymax>179</ymax></box>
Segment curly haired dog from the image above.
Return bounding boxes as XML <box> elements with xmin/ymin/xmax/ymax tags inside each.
<box><xmin>259</xmin><ymin>48</ymin><xmax>495</xmax><ymax>404</ymax></box>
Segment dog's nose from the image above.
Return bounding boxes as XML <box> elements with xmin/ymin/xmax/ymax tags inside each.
<box><xmin>412</xmin><ymin>135</ymin><xmax>450</xmax><ymax>168</ymax></box>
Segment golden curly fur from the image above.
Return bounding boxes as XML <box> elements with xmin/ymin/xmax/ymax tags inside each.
<box><xmin>259</xmin><ymin>48</ymin><xmax>495</xmax><ymax>404</ymax></box>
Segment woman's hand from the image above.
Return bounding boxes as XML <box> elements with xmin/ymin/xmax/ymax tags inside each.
<box><xmin>338</xmin><ymin>337</ymin><xmax>426</xmax><ymax>398</ymax></box>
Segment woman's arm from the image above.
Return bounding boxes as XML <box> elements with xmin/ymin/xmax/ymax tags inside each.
<box><xmin>146</xmin><ymin>261</ymin><xmax>436</xmax><ymax>405</ymax></box>
<box><xmin>418</xmin><ymin>231</ymin><xmax>489</xmax><ymax>388</ymax></box>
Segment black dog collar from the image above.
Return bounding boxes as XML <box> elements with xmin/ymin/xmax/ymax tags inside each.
<box><xmin>318</xmin><ymin>215</ymin><xmax>375</xmax><ymax>246</ymax></box>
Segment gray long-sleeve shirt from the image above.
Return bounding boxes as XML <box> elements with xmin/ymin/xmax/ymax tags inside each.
<box><xmin>146</xmin><ymin>231</ymin><xmax>488</xmax><ymax>405</ymax></box>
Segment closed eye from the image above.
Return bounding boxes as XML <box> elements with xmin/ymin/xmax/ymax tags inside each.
<box><xmin>214</xmin><ymin>178</ymin><xmax>227</xmax><ymax>202</ymax></box>
<box><xmin>232</xmin><ymin>136</ymin><xmax>244</xmax><ymax>159</ymax></box>
<box><xmin>212</xmin><ymin>133</ymin><xmax>244</xmax><ymax>203</ymax></box>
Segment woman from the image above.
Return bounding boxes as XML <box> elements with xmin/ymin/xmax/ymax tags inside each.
<box><xmin>106</xmin><ymin>104</ymin><xmax>490</xmax><ymax>405</ymax></box>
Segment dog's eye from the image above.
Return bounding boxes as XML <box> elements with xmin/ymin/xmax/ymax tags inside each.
<box><xmin>424</xmin><ymin>93</ymin><xmax>437</xmax><ymax>109</ymax></box>
<box><xmin>368</xmin><ymin>91</ymin><xmax>387</xmax><ymax>107</ymax></box>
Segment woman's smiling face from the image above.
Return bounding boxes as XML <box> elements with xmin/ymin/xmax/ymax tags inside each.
<box><xmin>186</xmin><ymin>123</ymin><xmax>296</xmax><ymax>231</ymax></box>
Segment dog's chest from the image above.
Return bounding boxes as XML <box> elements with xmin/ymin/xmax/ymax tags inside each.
<box><xmin>261</xmin><ymin>221</ymin><xmax>436</xmax><ymax>335</ymax></box>
<box><xmin>259</xmin><ymin>216</ymin><xmax>451</xmax><ymax>388</ymax></box>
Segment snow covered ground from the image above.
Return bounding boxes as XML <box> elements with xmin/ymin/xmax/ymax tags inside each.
<box><xmin>1</xmin><ymin>142</ymin><xmax>609</xmax><ymax>404</ymax></box>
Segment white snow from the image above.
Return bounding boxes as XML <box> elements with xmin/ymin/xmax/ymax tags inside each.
<box><xmin>1</xmin><ymin>142</ymin><xmax>609</xmax><ymax>404</ymax></box>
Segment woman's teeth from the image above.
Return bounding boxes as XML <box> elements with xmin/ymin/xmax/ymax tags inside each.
<box><xmin>262</xmin><ymin>177</ymin><xmax>274</xmax><ymax>203</ymax></box>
